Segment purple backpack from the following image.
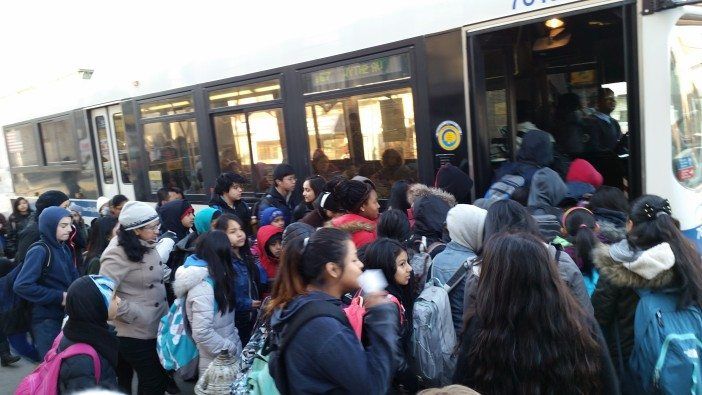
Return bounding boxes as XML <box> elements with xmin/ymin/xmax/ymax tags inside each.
<box><xmin>15</xmin><ymin>332</ymin><xmax>101</xmax><ymax>395</ymax></box>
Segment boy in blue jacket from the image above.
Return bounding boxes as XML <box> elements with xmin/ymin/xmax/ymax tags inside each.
<box><xmin>14</xmin><ymin>206</ymin><xmax>78</xmax><ymax>358</ymax></box>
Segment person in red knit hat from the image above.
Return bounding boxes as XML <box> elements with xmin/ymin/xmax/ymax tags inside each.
<box><xmin>566</xmin><ymin>158</ymin><xmax>604</xmax><ymax>189</ymax></box>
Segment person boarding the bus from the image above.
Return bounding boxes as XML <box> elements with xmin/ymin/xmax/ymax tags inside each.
<box><xmin>209</xmin><ymin>172</ymin><xmax>255</xmax><ymax>237</ymax></box>
<box><xmin>257</xmin><ymin>164</ymin><xmax>299</xmax><ymax>226</ymax></box>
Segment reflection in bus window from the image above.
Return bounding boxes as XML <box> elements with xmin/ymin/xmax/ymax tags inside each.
<box><xmin>11</xmin><ymin>169</ymin><xmax>98</xmax><ymax>199</ymax></box>
<box><xmin>143</xmin><ymin>120</ymin><xmax>202</xmax><ymax>194</ymax></box>
<box><xmin>214</xmin><ymin>108</ymin><xmax>287</xmax><ymax>192</ymax></box>
<box><xmin>306</xmin><ymin>87</ymin><xmax>417</xmax><ymax>197</ymax></box>
<box><xmin>112</xmin><ymin>113</ymin><xmax>131</xmax><ymax>184</ymax></box>
<box><xmin>96</xmin><ymin>116</ymin><xmax>114</xmax><ymax>184</ymax></box>
<box><xmin>41</xmin><ymin>119</ymin><xmax>78</xmax><ymax>164</ymax></box>
<box><xmin>671</xmin><ymin>20</ymin><xmax>702</xmax><ymax>190</ymax></box>
<box><xmin>5</xmin><ymin>124</ymin><xmax>40</xmax><ymax>167</ymax></box>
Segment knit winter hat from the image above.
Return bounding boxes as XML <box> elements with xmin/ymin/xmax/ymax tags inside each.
<box><xmin>446</xmin><ymin>204</ymin><xmax>487</xmax><ymax>251</ymax></box>
<box><xmin>36</xmin><ymin>190</ymin><xmax>70</xmax><ymax>216</ymax></box>
<box><xmin>88</xmin><ymin>275</ymin><xmax>116</xmax><ymax>310</ymax></box>
<box><xmin>273</xmin><ymin>163</ymin><xmax>295</xmax><ymax>181</ymax></box>
<box><xmin>96</xmin><ymin>196</ymin><xmax>110</xmax><ymax>212</ymax></box>
<box><xmin>566</xmin><ymin>158</ymin><xmax>604</xmax><ymax>188</ymax></box>
<box><xmin>118</xmin><ymin>201</ymin><xmax>159</xmax><ymax>231</ymax></box>
<box><xmin>260</xmin><ymin>207</ymin><xmax>284</xmax><ymax>226</ymax></box>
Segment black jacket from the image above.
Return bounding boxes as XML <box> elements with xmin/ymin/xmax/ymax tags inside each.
<box><xmin>14</xmin><ymin>217</ymin><xmax>40</xmax><ymax>263</ymax></box>
<box><xmin>6</xmin><ymin>212</ymin><xmax>31</xmax><ymax>259</ymax></box>
<box><xmin>58</xmin><ymin>336</ymin><xmax>118</xmax><ymax>394</ymax></box>
<box><xmin>257</xmin><ymin>187</ymin><xmax>298</xmax><ymax>226</ymax></box>
<box><xmin>208</xmin><ymin>194</ymin><xmax>253</xmax><ymax>237</ymax></box>
<box><xmin>293</xmin><ymin>202</ymin><xmax>313</xmax><ymax>223</ymax></box>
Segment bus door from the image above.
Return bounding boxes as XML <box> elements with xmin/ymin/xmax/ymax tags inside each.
<box><xmin>467</xmin><ymin>33</ymin><xmax>519</xmax><ymax>195</ymax></box>
<box><xmin>90</xmin><ymin>105</ymin><xmax>135</xmax><ymax>200</ymax></box>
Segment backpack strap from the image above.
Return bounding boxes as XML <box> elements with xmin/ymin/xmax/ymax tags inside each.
<box><xmin>27</xmin><ymin>241</ymin><xmax>51</xmax><ymax>279</ymax></box>
<box><xmin>54</xmin><ymin>333</ymin><xmax>102</xmax><ymax>384</ymax></box>
<box><xmin>550</xmin><ymin>243</ymin><xmax>562</xmax><ymax>263</ymax></box>
<box><xmin>275</xmin><ymin>300</ymin><xmax>349</xmax><ymax>394</ymax></box>
<box><xmin>444</xmin><ymin>258</ymin><xmax>472</xmax><ymax>292</ymax></box>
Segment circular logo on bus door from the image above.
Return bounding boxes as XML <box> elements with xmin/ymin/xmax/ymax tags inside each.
<box><xmin>436</xmin><ymin>121</ymin><xmax>462</xmax><ymax>151</ymax></box>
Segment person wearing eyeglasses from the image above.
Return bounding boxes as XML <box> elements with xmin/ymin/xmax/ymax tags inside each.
<box><xmin>99</xmin><ymin>201</ymin><xmax>177</xmax><ymax>395</ymax></box>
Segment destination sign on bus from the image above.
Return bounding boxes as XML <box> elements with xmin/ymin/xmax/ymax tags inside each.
<box><xmin>511</xmin><ymin>0</ymin><xmax>583</xmax><ymax>11</ymax></box>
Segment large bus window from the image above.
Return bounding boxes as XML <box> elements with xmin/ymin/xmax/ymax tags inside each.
<box><xmin>143</xmin><ymin>120</ymin><xmax>202</xmax><ymax>194</ymax></box>
<box><xmin>96</xmin><ymin>116</ymin><xmax>114</xmax><ymax>184</ymax></box>
<box><xmin>209</xmin><ymin>80</ymin><xmax>282</xmax><ymax>109</ymax></box>
<box><xmin>671</xmin><ymin>19</ymin><xmax>702</xmax><ymax>190</ymax></box>
<box><xmin>139</xmin><ymin>95</ymin><xmax>194</xmax><ymax>119</ymax></box>
<box><xmin>214</xmin><ymin>108</ymin><xmax>287</xmax><ymax>192</ymax></box>
<box><xmin>11</xmin><ymin>169</ymin><xmax>98</xmax><ymax>199</ymax></box>
<box><xmin>306</xmin><ymin>87</ymin><xmax>417</xmax><ymax>197</ymax></box>
<box><xmin>112</xmin><ymin>113</ymin><xmax>131</xmax><ymax>184</ymax></box>
<box><xmin>4</xmin><ymin>124</ymin><xmax>40</xmax><ymax>167</ymax></box>
<box><xmin>41</xmin><ymin>119</ymin><xmax>77</xmax><ymax>164</ymax></box>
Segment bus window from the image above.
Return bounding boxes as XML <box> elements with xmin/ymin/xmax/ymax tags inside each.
<box><xmin>306</xmin><ymin>87</ymin><xmax>417</xmax><ymax>197</ymax></box>
<box><xmin>4</xmin><ymin>124</ymin><xmax>40</xmax><ymax>167</ymax></box>
<box><xmin>112</xmin><ymin>113</ymin><xmax>131</xmax><ymax>184</ymax></box>
<box><xmin>41</xmin><ymin>118</ymin><xmax>77</xmax><ymax>164</ymax></box>
<box><xmin>143</xmin><ymin>120</ymin><xmax>202</xmax><ymax>194</ymax></box>
<box><xmin>671</xmin><ymin>19</ymin><xmax>702</xmax><ymax>190</ymax></box>
<box><xmin>96</xmin><ymin>116</ymin><xmax>114</xmax><ymax>184</ymax></box>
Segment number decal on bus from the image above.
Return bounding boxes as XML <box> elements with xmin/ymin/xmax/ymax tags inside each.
<box><xmin>512</xmin><ymin>0</ymin><xmax>559</xmax><ymax>10</ymax></box>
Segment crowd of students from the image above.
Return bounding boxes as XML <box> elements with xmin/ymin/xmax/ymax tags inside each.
<box><xmin>1</xmin><ymin>131</ymin><xmax>702</xmax><ymax>394</ymax></box>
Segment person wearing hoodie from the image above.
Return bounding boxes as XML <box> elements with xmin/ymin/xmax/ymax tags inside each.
<box><xmin>257</xmin><ymin>163</ymin><xmax>299</xmax><ymax>226</ymax></box>
<box><xmin>589</xmin><ymin>186</ymin><xmax>630</xmax><ymax>244</ymax></box>
<box><xmin>434</xmin><ymin>163</ymin><xmax>474</xmax><ymax>204</ymax></box>
<box><xmin>464</xmin><ymin>200</ymin><xmax>593</xmax><ymax>318</ymax></box>
<box><xmin>209</xmin><ymin>172</ymin><xmax>254</xmax><ymax>237</ymax></box>
<box><xmin>14</xmin><ymin>190</ymin><xmax>70</xmax><ymax>264</ymax></box>
<box><xmin>267</xmin><ymin>227</ymin><xmax>400</xmax><ymax>394</ymax></box>
<box><xmin>13</xmin><ymin>206</ymin><xmax>78</xmax><ymax>359</ymax></box>
<box><xmin>330</xmin><ymin>179</ymin><xmax>380</xmax><ymax>248</ymax></box>
<box><xmin>591</xmin><ymin>195</ymin><xmax>702</xmax><ymax>393</ymax></box>
<box><xmin>99</xmin><ymin>201</ymin><xmax>173</xmax><ymax>394</ymax></box>
<box><xmin>58</xmin><ymin>275</ymin><xmax>120</xmax><ymax>393</ymax></box>
<box><xmin>214</xmin><ymin>214</ymin><xmax>267</xmax><ymax>344</ymax></box>
<box><xmin>432</xmin><ymin>204</ymin><xmax>486</xmax><ymax>333</ymax></box>
<box><xmin>174</xmin><ymin>230</ymin><xmax>242</xmax><ymax>375</ymax></box>
<box><xmin>409</xmin><ymin>194</ymin><xmax>451</xmax><ymax>258</ymax></box>
<box><xmin>527</xmin><ymin>167</ymin><xmax>568</xmax><ymax>242</ymax></box>
<box><xmin>293</xmin><ymin>175</ymin><xmax>326</xmax><ymax>222</ymax></box>
<box><xmin>158</xmin><ymin>199</ymin><xmax>195</xmax><ymax>242</ymax></box>
<box><xmin>493</xmin><ymin>130</ymin><xmax>555</xmax><ymax>195</ymax></box>
<box><xmin>257</xmin><ymin>224</ymin><xmax>284</xmax><ymax>279</ymax></box>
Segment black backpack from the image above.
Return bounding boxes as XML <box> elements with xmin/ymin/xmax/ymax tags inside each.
<box><xmin>0</xmin><ymin>242</ymin><xmax>51</xmax><ymax>334</ymax></box>
<box><xmin>267</xmin><ymin>301</ymin><xmax>351</xmax><ymax>394</ymax></box>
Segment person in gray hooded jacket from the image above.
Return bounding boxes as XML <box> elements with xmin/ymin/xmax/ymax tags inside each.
<box><xmin>174</xmin><ymin>230</ymin><xmax>241</xmax><ymax>375</ymax></box>
<box><xmin>527</xmin><ymin>167</ymin><xmax>568</xmax><ymax>242</ymax></box>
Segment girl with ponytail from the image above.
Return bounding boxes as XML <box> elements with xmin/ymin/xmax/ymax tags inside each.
<box><xmin>592</xmin><ymin>194</ymin><xmax>702</xmax><ymax>393</ymax></box>
<box><xmin>562</xmin><ymin>207</ymin><xmax>600</xmax><ymax>295</ymax></box>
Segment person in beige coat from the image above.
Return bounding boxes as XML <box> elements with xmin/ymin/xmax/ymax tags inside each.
<box><xmin>99</xmin><ymin>201</ymin><xmax>174</xmax><ymax>394</ymax></box>
<box><xmin>174</xmin><ymin>230</ymin><xmax>241</xmax><ymax>375</ymax></box>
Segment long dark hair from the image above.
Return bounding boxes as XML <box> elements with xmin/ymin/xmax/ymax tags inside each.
<box><xmin>267</xmin><ymin>227</ymin><xmax>351</xmax><ymax>313</ymax></box>
<box><xmin>563</xmin><ymin>208</ymin><xmax>598</xmax><ymax>275</ymax></box>
<box><xmin>305</xmin><ymin>175</ymin><xmax>326</xmax><ymax>201</ymax></box>
<box><xmin>363</xmin><ymin>238</ymin><xmax>414</xmax><ymax>317</ymax></box>
<box><xmin>589</xmin><ymin>186</ymin><xmax>630</xmax><ymax>213</ymax></box>
<box><xmin>117</xmin><ymin>226</ymin><xmax>151</xmax><ymax>262</ymax></box>
<box><xmin>86</xmin><ymin>216</ymin><xmax>119</xmax><ymax>262</ymax></box>
<box><xmin>388</xmin><ymin>180</ymin><xmax>410</xmax><ymax>213</ymax></box>
<box><xmin>213</xmin><ymin>213</ymin><xmax>260</xmax><ymax>286</ymax></box>
<box><xmin>483</xmin><ymin>200</ymin><xmax>542</xmax><ymax>241</ymax></box>
<box><xmin>195</xmin><ymin>231</ymin><xmax>236</xmax><ymax>314</ymax></box>
<box><xmin>628</xmin><ymin>195</ymin><xmax>702</xmax><ymax>308</ymax></box>
<box><xmin>12</xmin><ymin>197</ymin><xmax>32</xmax><ymax>217</ymax></box>
<box><xmin>377</xmin><ymin>209</ymin><xmax>411</xmax><ymax>244</ymax></box>
<box><xmin>462</xmin><ymin>232</ymin><xmax>601</xmax><ymax>394</ymax></box>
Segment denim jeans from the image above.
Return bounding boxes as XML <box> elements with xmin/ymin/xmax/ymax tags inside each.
<box><xmin>31</xmin><ymin>318</ymin><xmax>62</xmax><ymax>359</ymax></box>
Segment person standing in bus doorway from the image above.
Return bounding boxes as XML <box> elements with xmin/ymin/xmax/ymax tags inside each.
<box><xmin>209</xmin><ymin>172</ymin><xmax>254</xmax><ymax>238</ymax></box>
<box><xmin>584</xmin><ymin>88</ymin><xmax>626</xmax><ymax>190</ymax></box>
<box><xmin>257</xmin><ymin>164</ymin><xmax>299</xmax><ymax>226</ymax></box>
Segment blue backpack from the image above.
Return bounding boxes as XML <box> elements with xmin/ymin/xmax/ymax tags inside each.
<box><xmin>629</xmin><ymin>289</ymin><xmax>702</xmax><ymax>394</ymax></box>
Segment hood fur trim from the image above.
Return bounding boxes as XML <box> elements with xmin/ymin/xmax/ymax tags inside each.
<box><xmin>330</xmin><ymin>220</ymin><xmax>375</xmax><ymax>234</ymax></box>
<box><xmin>407</xmin><ymin>184</ymin><xmax>456</xmax><ymax>208</ymax></box>
<box><xmin>173</xmin><ymin>265</ymin><xmax>210</xmax><ymax>297</ymax></box>
<box><xmin>593</xmin><ymin>243</ymin><xmax>676</xmax><ymax>288</ymax></box>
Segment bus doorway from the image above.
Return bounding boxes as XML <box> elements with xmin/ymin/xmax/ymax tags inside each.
<box><xmin>467</xmin><ymin>4</ymin><xmax>638</xmax><ymax>198</ymax></box>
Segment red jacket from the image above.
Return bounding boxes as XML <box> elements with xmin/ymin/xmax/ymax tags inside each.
<box><xmin>257</xmin><ymin>225</ymin><xmax>283</xmax><ymax>279</ymax></box>
<box><xmin>331</xmin><ymin>213</ymin><xmax>377</xmax><ymax>248</ymax></box>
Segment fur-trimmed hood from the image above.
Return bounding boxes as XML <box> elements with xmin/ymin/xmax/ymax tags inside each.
<box><xmin>593</xmin><ymin>240</ymin><xmax>676</xmax><ymax>289</ymax></box>
<box><xmin>173</xmin><ymin>255</ymin><xmax>210</xmax><ymax>298</ymax></box>
<box><xmin>330</xmin><ymin>213</ymin><xmax>376</xmax><ymax>233</ymax></box>
<box><xmin>407</xmin><ymin>183</ymin><xmax>456</xmax><ymax>208</ymax></box>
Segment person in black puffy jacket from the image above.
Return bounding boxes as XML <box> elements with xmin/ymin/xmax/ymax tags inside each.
<box><xmin>58</xmin><ymin>275</ymin><xmax>119</xmax><ymax>393</ymax></box>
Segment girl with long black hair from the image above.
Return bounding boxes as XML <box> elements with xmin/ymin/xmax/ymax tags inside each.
<box><xmin>84</xmin><ymin>216</ymin><xmax>120</xmax><ymax>275</ymax></box>
<box><xmin>362</xmin><ymin>238</ymin><xmax>417</xmax><ymax>393</ymax></box>
<box><xmin>267</xmin><ymin>227</ymin><xmax>400</xmax><ymax>394</ymax></box>
<box><xmin>562</xmin><ymin>207</ymin><xmax>600</xmax><ymax>295</ymax></box>
<box><xmin>213</xmin><ymin>213</ymin><xmax>267</xmax><ymax>344</ymax></box>
<box><xmin>6</xmin><ymin>197</ymin><xmax>32</xmax><ymax>258</ymax></box>
<box><xmin>592</xmin><ymin>194</ymin><xmax>702</xmax><ymax>394</ymax></box>
<box><xmin>293</xmin><ymin>175</ymin><xmax>326</xmax><ymax>222</ymax></box>
<box><xmin>174</xmin><ymin>230</ymin><xmax>241</xmax><ymax>375</ymax></box>
<box><xmin>455</xmin><ymin>232</ymin><xmax>617</xmax><ymax>394</ymax></box>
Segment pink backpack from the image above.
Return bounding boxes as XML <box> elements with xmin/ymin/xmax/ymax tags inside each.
<box><xmin>15</xmin><ymin>332</ymin><xmax>101</xmax><ymax>395</ymax></box>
